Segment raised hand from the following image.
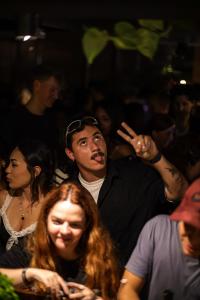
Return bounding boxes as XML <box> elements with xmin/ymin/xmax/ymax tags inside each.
<box><xmin>117</xmin><ymin>122</ymin><xmax>159</xmax><ymax>161</ymax></box>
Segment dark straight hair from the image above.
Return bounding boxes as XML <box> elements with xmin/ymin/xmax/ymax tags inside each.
<box><xmin>13</xmin><ymin>139</ymin><xmax>55</xmax><ymax>203</ymax></box>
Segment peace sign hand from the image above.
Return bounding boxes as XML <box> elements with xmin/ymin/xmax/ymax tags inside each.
<box><xmin>117</xmin><ymin>122</ymin><xmax>159</xmax><ymax>161</ymax></box>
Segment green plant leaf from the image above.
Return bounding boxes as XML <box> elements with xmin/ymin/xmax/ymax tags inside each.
<box><xmin>82</xmin><ymin>27</ymin><xmax>109</xmax><ymax>64</ymax></box>
<box><xmin>136</xmin><ymin>28</ymin><xmax>160</xmax><ymax>59</ymax></box>
<box><xmin>0</xmin><ymin>274</ymin><xmax>19</xmax><ymax>299</ymax></box>
<box><xmin>138</xmin><ymin>19</ymin><xmax>164</xmax><ymax>32</ymax></box>
<box><xmin>111</xmin><ymin>36</ymin><xmax>137</xmax><ymax>50</ymax></box>
<box><xmin>114</xmin><ymin>22</ymin><xmax>138</xmax><ymax>49</ymax></box>
<box><xmin>82</xmin><ymin>19</ymin><xmax>168</xmax><ymax>64</ymax></box>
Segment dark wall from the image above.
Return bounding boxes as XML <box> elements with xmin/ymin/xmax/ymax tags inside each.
<box><xmin>0</xmin><ymin>1</ymin><xmax>199</xmax><ymax>103</ymax></box>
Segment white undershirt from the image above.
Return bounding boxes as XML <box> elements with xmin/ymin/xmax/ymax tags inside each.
<box><xmin>78</xmin><ymin>173</ymin><xmax>105</xmax><ymax>203</ymax></box>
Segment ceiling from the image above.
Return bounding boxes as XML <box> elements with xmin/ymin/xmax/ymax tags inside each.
<box><xmin>0</xmin><ymin>1</ymin><xmax>199</xmax><ymax>43</ymax></box>
<box><xmin>0</xmin><ymin>1</ymin><xmax>199</xmax><ymax>87</ymax></box>
<box><xmin>1</xmin><ymin>1</ymin><xmax>200</xmax><ymax>28</ymax></box>
<box><xmin>1</xmin><ymin>1</ymin><xmax>200</xmax><ymax>20</ymax></box>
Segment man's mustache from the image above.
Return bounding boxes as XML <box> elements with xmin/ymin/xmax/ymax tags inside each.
<box><xmin>91</xmin><ymin>151</ymin><xmax>104</xmax><ymax>160</ymax></box>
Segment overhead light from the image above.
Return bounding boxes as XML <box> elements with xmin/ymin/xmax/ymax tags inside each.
<box><xmin>16</xmin><ymin>13</ymin><xmax>46</xmax><ymax>42</ymax></box>
<box><xmin>180</xmin><ymin>79</ymin><xmax>187</xmax><ymax>85</ymax></box>
<box><xmin>23</xmin><ymin>35</ymin><xmax>31</xmax><ymax>42</ymax></box>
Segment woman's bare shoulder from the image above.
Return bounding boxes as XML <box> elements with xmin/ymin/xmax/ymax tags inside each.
<box><xmin>0</xmin><ymin>189</ymin><xmax>8</xmax><ymax>208</ymax></box>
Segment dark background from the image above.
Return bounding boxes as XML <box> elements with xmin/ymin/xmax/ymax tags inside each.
<box><xmin>1</xmin><ymin>1</ymin><xmax>200</xmax><ymax>100</ymax></box>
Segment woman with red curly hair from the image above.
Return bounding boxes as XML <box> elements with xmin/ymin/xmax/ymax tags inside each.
<box><xmin>0</xmin><ymin>181</ymin><xmax>120</xmax><ymax>299</ymax></box>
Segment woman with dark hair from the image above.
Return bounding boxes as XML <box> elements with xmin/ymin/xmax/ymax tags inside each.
<box><xmin>0</xmin><ymin>182</ymin><xmax>120</xmax><ymax>299</ymax></box>
<box><xmin>0</xmin><ymin>139</ymin><xmax>55</xmax><ymax>254</ymax></box>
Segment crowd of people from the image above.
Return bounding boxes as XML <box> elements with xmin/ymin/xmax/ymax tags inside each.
<box><xmin>0</xmin><ymin>65</ymin><xmax>199</xmax><ymax>299</ymax></box>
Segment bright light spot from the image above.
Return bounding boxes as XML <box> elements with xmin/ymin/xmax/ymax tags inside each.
<box><xmin>23</xmin><ymin>35</ymin><xmax>31</xmax><ymax>42</ymax></box>
<box><xmin>180</xmin><ymin>80</ymin><xmax>187</xmax><ymax>85</ymax></box>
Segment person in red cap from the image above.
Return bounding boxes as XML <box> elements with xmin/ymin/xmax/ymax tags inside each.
<box><xmin>117</xmin><ymin>178</ymin><xmax>200</xmax><ymax>300</ymax></box>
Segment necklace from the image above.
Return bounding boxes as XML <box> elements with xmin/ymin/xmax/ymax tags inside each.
<box><xmin>19</xmin><ymin>199</ymin><xmax>25</xmax><ymax>220</ymax></box>
<box><xmin>19</xmin><ymin>197</ymin><xmax>30</xmax><ymax>221</ymax></box>
<box><xmin>20</xmin><ymin>212</ymin><xmax>25</xmax><ymax>221</ymax></box>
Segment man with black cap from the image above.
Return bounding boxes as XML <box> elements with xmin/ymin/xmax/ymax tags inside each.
<box><xmin>118</xmin><ymin>178</ymin><xmax>200</xmax><ymax>300</ymax></box>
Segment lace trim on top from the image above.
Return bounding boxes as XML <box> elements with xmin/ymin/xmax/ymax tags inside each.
<box><xmin>0</xmin><ymin>193</ymin><xmax>36</xmax><ymax>250</ymax></box>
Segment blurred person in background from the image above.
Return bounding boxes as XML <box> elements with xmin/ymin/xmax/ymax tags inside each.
<box><xmin>166</xmin><ymin>133</ymin><xmax>200</xmax><ymax>183</ymax></box>
<box><xmin>93</xmin><ymin>100</ymin><xmax>133</xmax><ymax>160</ymax></box>
<box><xmin>148</xmin><ymin>113</ymin><xmax>176</xmax><ymax>151</ymax></box>
<box><xmin>0</xmin><ymin>65</ymin><xmax>62</xmax><ymax>156</ymax></box>
<box><xmin>170</xmin><ymin>84</ymin><xmax>197</xmax><ymax>136</ymax></box>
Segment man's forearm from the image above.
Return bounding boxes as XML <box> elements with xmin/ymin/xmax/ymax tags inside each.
<box><xmin>151</xmin><ymin>154</ymin><xmax>188</xmax><ymax>201</ymax></box>
<box><xmin>117</xmin><ymin>271</ymin><xmax>144</xmax><ymax>300</ymax></box>
<box><xmin>117</xmin><ymin>287</ymin><xmax>140</xmax><ymax>300</ymax></box>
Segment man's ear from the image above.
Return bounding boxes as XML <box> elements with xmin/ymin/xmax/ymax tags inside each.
<box><xmin>34</xmin><ymin>166</ymin><xmax>42</xmax><ymax>177</ymax></box>
<box><xmin>65</xmin><ymin>148</ymin><xmax>75</xmax><ymax>161</ymax></box>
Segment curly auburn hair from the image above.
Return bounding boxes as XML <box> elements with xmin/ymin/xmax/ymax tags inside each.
<box><xmin>28</xmin><ymin>181</ymin><xmax>120</xmax><ymax>299</ymax></box>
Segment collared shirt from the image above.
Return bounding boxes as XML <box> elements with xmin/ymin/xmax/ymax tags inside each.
<box><xmin>74</xmin><ymin>156</ymin><xmax>166</xmax><ymax>266</ymax></box>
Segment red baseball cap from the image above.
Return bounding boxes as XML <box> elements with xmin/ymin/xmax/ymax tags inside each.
<box><xmin>170</xmin><ymin>178</ymin><xmax>200</xmax><ymax>229</ymax></box>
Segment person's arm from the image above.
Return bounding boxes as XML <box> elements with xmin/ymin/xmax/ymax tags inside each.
<box><xmin>118</xmin><ymin>217</ymin><xmax>156</xmax><ymax>300</ymax></box>
<box><xmin>148</xmin><ymin>154</ymin><xmax>187</xmax><ymax>201</ymax></box>
<box><xmin>0</xmin><ymin>268</ymin><xmax>69</xmax><ymax>296</ymax></box>
<box><xmin>117</xmin><ymin>122</ymin><xmax>188</xmax><ymax>201</ymax></box>
<box><xmin>0</xmin><ymin>268</ymin><xmax>25</xmax><ymax>286</ymax></box>
<box><xmin>117</xmin><ymin>270</ymin><xmax>144</xmax><ymax>300</ymax></box>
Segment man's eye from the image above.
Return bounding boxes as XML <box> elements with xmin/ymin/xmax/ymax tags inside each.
<box><xmin>79</xmin><ymin>140</ymin><xmax>87</xmax><ymax>146</ymax></box>
<box><xmin>94</xmin><ymin>134</ymin><xmax>103</xmax><ymax>141</ymax></box>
